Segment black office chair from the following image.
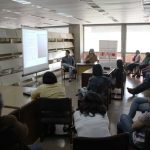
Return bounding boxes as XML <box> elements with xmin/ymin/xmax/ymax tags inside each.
<box><xmin>36</xmin><ymin>97</ymin><xmax>73</xmax><ymax>142</ymax></box>
<box><xmin>111</xmin><ymin>68</ymin><xmax>126</xmax><ymax>100</ymax></box>
<box><xmin>73</xmin><ymin>133</ymin><xmax>130</xmax><ymax>150</ymax></box>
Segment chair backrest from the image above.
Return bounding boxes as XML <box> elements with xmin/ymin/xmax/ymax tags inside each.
<box><xmin>37</xmin><ymin>97</ymin><xmax>72</xmax><ymax>124</ymax></box>
<box><xmin>73</xmin><ymin>133</ymin><xmax>130</xmax><ymax>150</ymax></box>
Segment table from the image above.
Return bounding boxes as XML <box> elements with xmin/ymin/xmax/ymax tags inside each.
<box><xmin>2</xmin><ymin>107</ymin><xmax>18</xmax><ymax>116</ymax></box>
<box><xmin>76</xmin><ymin>63</ymin><xmax>94</xmax><ymax>75</ymax></box>
<box><xmin>81</xmin><ymin>68</ymin><xmax>115</xmax><ymax>87</ymax></box>
<box><xmin>0</xmin><ymin>86</ymin><xmax>32</xmax><ymax>109</ymax></box>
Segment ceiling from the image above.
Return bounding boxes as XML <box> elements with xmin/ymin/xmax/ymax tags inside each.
<box><xmin>0</xmin><ymin>0</ymin><xmax>150</xmax><ymax>28</ymax></box>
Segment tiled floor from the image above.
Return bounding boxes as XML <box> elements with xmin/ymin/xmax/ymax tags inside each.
<box><xmin>38</xmin><ymin>72</ymin><xmax>149</xmax><ymax>150</ymax></box>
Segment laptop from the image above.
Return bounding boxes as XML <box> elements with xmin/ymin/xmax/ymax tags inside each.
<box><xmin>23</xmin><ymin>87</ymin><xmax>37</xmax><ymax>96</ymax></box>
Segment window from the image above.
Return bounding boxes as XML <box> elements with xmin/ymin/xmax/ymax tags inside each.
<box><xmin>126</xmin><ymin>25</ymin><xmax>150</xmax><ymax>53</ymax></box>
<box><xmin>45</xmin><ymin>27</ymin><xmax>69</xmax><ymax>33</ymax></box>
<box><xmin>84</xmin><ymin>26</ymin><xmax>121</xmax><ymax>52</ymax></box>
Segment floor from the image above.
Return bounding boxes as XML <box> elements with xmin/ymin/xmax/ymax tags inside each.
<box><xmin>36</xmin><ymin>72</ymin><xmax>149</xmax><ymax>150</ymax></box>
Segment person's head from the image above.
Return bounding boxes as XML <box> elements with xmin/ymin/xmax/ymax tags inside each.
<box><xmin>117</xmin><ymin>59</ymin><xmax>124</xmax><ymax>69</ymax></box>
<box><xmin>136</xmin><ymin>50</ymin><xmax>140</xmax><ymax>55</ymax></box>
<box><xmin>65</xmin><ymin>50</ymin><xmax>70</xmax><ymax>56</ymax></box>
<box><xmin>92</xmin><ymin>64</ymin><xmax>103</xmax><ymax>76</ymax></box>
<box><xmin>0</xmin><ymin>93</ymin><xmax>3</xmax><ymax>116</ymax></box>
<box><xmin>79</xmin><ymin>92</ymin><xmax>106</xmax><ymax>117</ymax></box>
<box><xmin>89</xmin><ymin>49</ymin><xmax>95</xmax><ymax>54</ymax></box>
<box><xmin>43</xmin><ymin>71</ymin><xmax>57</xmax><ymax>84</ymax></box>
<box><xmin>145</xmin><ymin>52</ymin><xmax>150</xmax><ymax>58</ymax></box>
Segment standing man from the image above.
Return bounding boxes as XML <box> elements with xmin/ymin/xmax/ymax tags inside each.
<box><xmin>62</xmin><ymin>50</ymin><xmax>75</xmax><ymax>82</ymax></box>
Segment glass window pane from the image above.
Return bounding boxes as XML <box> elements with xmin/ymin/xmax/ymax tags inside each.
<box><xmin>126</xmin><ymin>25</ymin><xmax>150</xmax><ymax>53</ymax></box>
<box><xmin>84</xmin><ymin>26</ymin><xmax>121</xmax><ymax>52</ymax></box>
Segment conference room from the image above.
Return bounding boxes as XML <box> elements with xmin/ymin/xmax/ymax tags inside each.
<box><xmin>0</xmin><ymin>0</ymin><xmax>150</xmax><ymax>150</ymax></box>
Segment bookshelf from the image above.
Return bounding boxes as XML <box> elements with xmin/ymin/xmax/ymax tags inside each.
<box><xmin>0</xmin><ymin>28</ymin><xmax>74</xmax><ymax>85</ymax></box>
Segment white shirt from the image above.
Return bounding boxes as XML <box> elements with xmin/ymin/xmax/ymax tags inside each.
<box><xmin>74</xmin><ymin>111</ymin><xmax>110</xmax><ymax>137</ymax></box>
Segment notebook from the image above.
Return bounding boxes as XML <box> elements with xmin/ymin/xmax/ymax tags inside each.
<box><xmin>23</xmin><ymin>87</ymin><xmax>37</xmax><ymax>96</ymax></box>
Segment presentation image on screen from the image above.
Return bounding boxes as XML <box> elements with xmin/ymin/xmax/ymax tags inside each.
<box><xmin>22</xmin><ymin>27</ymin><xmax>49</xmax><ymax>75</ymax></box>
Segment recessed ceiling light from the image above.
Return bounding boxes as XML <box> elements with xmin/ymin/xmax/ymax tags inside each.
<box><xmin>3</xmin><ymin>17</ymin><xmax>17</xmax><ymax>20</ymax></box>
<box><xmin>57</xmin><ymin>12</ymin><xmax>73</xmax><ymax>18</ymax></box>
<box><xmin>36</xmin><ymin>5</ymin><xmax>42</xmax><ymax>8</ymax></box>
<box><xmin>2</xmin><ymin>9</ymin><xmax>12</xmax><ymax>12</ymax></box>
<box><xmin>12</xmin><ymin>0</ymin><xmax>31</xmax><ymax>5</ymax></box>
<box><xmin>14</xmin><ymin>11</ymin><xmax>21</xmax><ymax>14</ymax></box>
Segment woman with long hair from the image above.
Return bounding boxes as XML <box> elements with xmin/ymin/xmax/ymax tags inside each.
<box><xmin>74</xmin><ymin>92</ymin><xmax>110</xmax><ymax>137</ymax></box>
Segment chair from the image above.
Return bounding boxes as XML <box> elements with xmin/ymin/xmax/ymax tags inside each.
<box><xmin>61</xmin><ymin>63</ymin><xmax>77</xmax><ymax>80</ymax></box>
<box><xmin>111</xmin><ymin>68</ymin><xmax>126</xmax><ymax>100</ymax></box>
<box><xmin>73</xmin><ymin>133</ymin><xmax>130</xmax><ymax>150</ymax></box>
<box><xmin>36</xmin><ymin>97</ymin><xmax>73</xmax><ymax>142</ymax></box>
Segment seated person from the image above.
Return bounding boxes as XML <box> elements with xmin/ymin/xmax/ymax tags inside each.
<box><xmin>0</xmin><ymin>94</ymin><xmax>42</xmax><ymax>150</ymax></box>
<box><xmin>133</xmin><ymin>52</ymin><xmax>150</xmax><ymax>78</ymax></box>
<box><xmin>31</xmin><ymin>71</ymin><xmax>66</xmax><ymax>100</ymax></box>
<box><xmin>117</xmin><ymin>109</ymin><xmax>150</xmax><ymax>149</ymax></box>
<box><xmin>84</xmin><ymin>49</ymin><xmax>98</xmax><ymax>63</ymax></box>
<box><xmin>142</xmin><ymin>65</ymin><xmax>150</xmax><ymax>78</ymax></box>
<box><xmin>126</xmin><ymin>50</ymin><xmax>141</xmax><ymax>75</ymax></box>
<box><xmin>128</xmin><ymin>97</ymin><xmax>150</xmax><ymax>119</ymax></box>
<box><xmin>62</xmin><ymin>50</ymin><xmax>76</xmax><ymax>82</ymax></box>
<box><xmin>74</xmin><ymin>92</ymin><xmax>110</xmax><ymax>137</ymax></box>
<box><xmin>87</xmin><ymin>64</ymin><xmax>112</xmax><ymax>96</ymax></box>
<box><xmin>127</xmin><ymin>73</ymin><xmax>150</xmax><ymax>95</ymax></box>
<box><xmin>112</xmin><ymin>59</ymin><xmax>126</xmax><ymax>87</ymax></box>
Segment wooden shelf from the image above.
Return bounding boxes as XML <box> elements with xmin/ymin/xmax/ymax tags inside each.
<box><xmin>0</xmin><ymin>29</ymin><xmax>74</xmax><ymax>85</ymax></box>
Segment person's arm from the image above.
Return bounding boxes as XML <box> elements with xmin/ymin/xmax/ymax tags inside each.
<box><xmin>94</xmin><ymin>54</ymin><xmax>98</xmax><ymax>62</ymax></box>
<box><xmin>62</xmin><ymin>57</ymin><xmax>65</xmax><ymax>63</ymax></box>
<box><xmin>132</xmin><ymin>112</ymin><xmax>150</xmax><ymax>130</ymax></box>
<box><xmin>85</xmin><ymin>54</ymin><xmax>90</xmax><ymax>62</ymax></box>
<box><xmin>31</xmin><ymin>88</ymin><xmax>40</xmax><ymax>100</ymax></box>
<box><xmin>135</xmin><ymin>55</ymin><xmax>141</xmax><ymax>63</ymax></box>
<box><xmin>132</xmin><ymin>119</ymin><xmax>144</xmax><ymax>130</ymax></box>
<box><xmin>72</xmin><ymin>56</ymin><xmax>75</xmax><ymax>67</ymax></box>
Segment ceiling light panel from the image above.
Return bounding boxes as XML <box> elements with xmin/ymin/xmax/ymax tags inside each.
<box><xmin>11</xmin><ymin>0</ymin><xmax>31</xmax><ymax>5</ymax></box>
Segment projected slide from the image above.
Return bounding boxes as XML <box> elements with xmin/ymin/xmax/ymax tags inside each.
<box><xmin>22</xmin><ymin>28</ymin><xmax>48</xmax><ymax>75</ymax></box>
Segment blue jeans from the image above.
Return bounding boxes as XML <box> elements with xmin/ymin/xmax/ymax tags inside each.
<box><xmin>117</xmin><ymin>114</ymin><xmax>134</xmax><ymax>144</ymax></box>
<box><xmin>62</xmin><ymin>63</ymin><xmax>75</xmax><ymax>79</ymax></box>
<box><xmin>28</xmin><ymin>144</ymin><xmax>42</xmax><ymax>150</ymax></box>
<box><xmin>128</xmin><ymin>97</ymin><xmax>150</xmax><ymax>118</ymax></box>
<box><xmin>117</xmin><ymin>114</ymin><xmax>133</xmax><ymax>133</ymax></box>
